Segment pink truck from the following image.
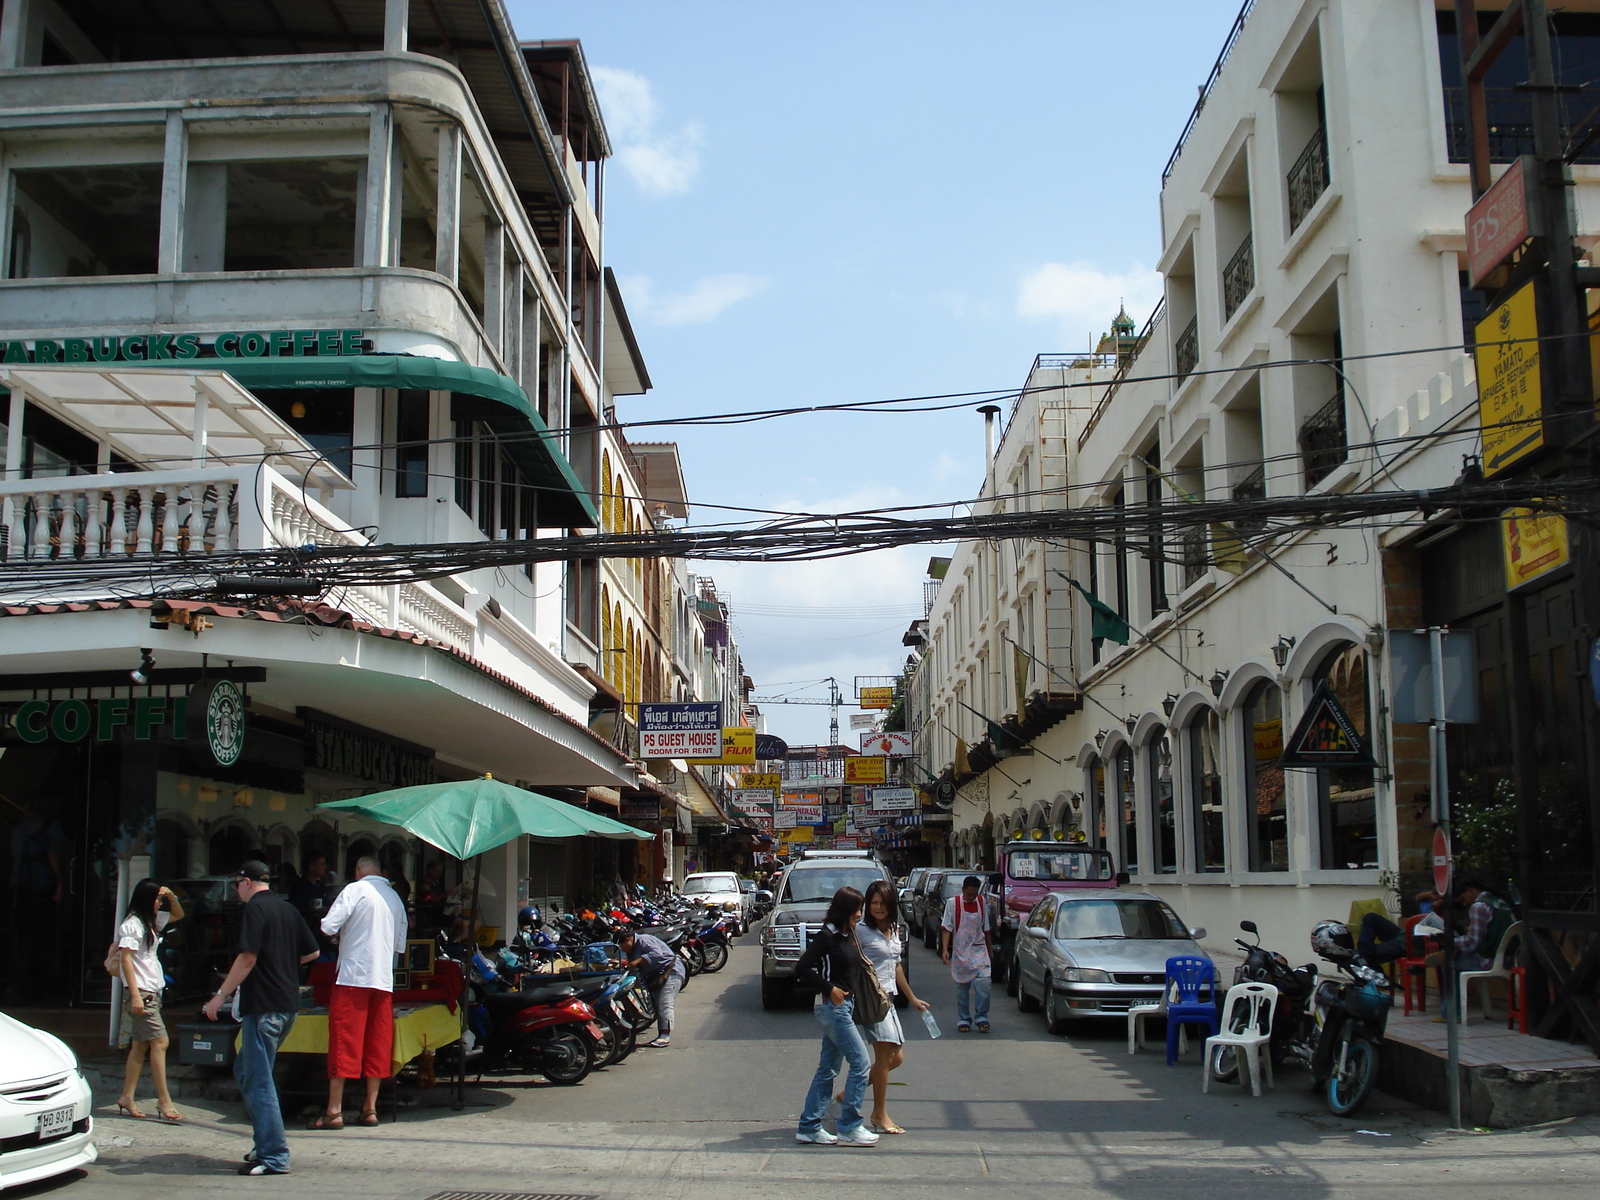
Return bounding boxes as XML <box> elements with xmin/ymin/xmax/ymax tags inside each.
<box><xmin>989</xmin><ymin>841</ymin><xmax>1126</xmax><ymax>994</ymax></box>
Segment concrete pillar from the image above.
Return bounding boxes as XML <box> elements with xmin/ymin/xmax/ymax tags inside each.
<box><xmin>351</xmin><ymin>386</ymin><xmax>381</xmax><ymax>531</ymax></box>
<box><xmin>362</xmin><ymin>106</ymin><xmax>394</xmax><ymax>269</ymax></box>
<box><xmin>157</xmin><ymin>111</ymin><xmax>187</xmax><ymax>274</ymax></box>
<box><xmin>0</xmin><ymin>0</ymin><xmax>32</xmax><ymax>69</ymax></box>
<box><xmin>183</xmin><ymin>162</ymin><xmax>227</xmax><ymax>272</ymax></box>
<box><xmin>504</xmin><ymin>265</ymin><xmax>524</xmax><ymax>388</ymax></box>
<box><xmin>384</xmin><ymin>0</ymin><xmax>409</xmax><ymax>54</ymax></box>
<box><xmin>483</xmin><ymin>220</ymin><xmax>504</xmax><ymax>353</ymax></box>
<box><xmin>435</xmin><ymin>125</ymin><xmax>461</xmax><ymax>286</ymax></box>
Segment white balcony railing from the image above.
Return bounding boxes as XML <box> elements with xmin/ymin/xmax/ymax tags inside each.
<box><xmin>0</xmin><ymin>463</ymin><xmax>474</xmax><ymax>650</ymax></box>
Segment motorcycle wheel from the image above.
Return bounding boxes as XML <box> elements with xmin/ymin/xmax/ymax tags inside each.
<box><xmin>603</xmin><ymin>1013</ymin><xmax>637</xmax><ymax>1064</ymax></box>
<box><xmin>538</xmin><ymin>1028</ymin><xmax>595</xmax><ymax>1085</ymax></box>
<box><xmin>593</xmin><ymin>1019</ymin><xmax>620</xmax><ymax>1068</ymax></box>
<box><xmin>632</xmin><ymin>988</ymin><xmax>658</xmax><ymax>1030</ymax></box>
<box><xmin>1326</xmin><ymin>1037</ymin><xmax>1379</xmax><ymax>1117</ymax></box>
<box><xmin>701</xmin><ymin>939</ymin><xmax>729</xmax><ymax>973</ymax></box>
<box><xmin>685</xmin><ymin>942</ymin><xmax>707</xmax><ymax>975</ymax></box>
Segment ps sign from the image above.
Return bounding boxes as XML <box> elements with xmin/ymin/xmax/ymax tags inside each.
<box><xmin>1466</xmin><ymin>156</ymin><xmax>1539</xmax><ymax>287</ymax></box>
<box><xmin>638</xmin><ymin>702</ymin><xmax>723</xmax><ymax>758</ymax></box>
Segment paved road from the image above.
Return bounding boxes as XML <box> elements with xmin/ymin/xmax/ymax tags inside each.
<box><xmin>47</xmin><ymin>930</ymin><xmax>1600</xmax><ymax>1200</ymax></box>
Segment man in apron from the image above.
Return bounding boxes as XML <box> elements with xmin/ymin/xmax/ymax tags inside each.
<box><xmin>940</xmin><ymin>876</ymin><xmax>993</xmax><ymax>1033</ymax></box>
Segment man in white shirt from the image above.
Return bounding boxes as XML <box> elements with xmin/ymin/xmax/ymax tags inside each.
<box><xmin>310</xmin><ymin>856</ymin><xmax>408</xmax><ymax>1128</ymax></box>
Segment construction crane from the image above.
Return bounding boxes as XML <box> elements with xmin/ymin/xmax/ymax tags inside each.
<box><xmin>751</xmin><ymin>677</ymin><xmax>845</xmax><ymax>747</ymax></box>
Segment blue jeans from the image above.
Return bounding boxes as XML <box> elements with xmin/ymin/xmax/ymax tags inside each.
<box><xmin>956</xmin><ymin>974</ymin><xmax>991</xmax><ymax>1026</ymax></box>
<box><xmin>655</xmin><ymin>962</ymin><xmax>686</xmax><ymax>1036</ymax></box>
<box><xmin>235</xmin><ymin>1011</ymin><xmax>297</xmax><ymax>1172</ymax></box>
<box><xmin>798</xmin><ymin>999</ymin><xmax>871</xmax><ymax>1136</ymax></box>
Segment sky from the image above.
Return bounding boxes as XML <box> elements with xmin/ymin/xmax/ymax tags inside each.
<box><xmin>508</xmin><ymin>0</ymin><xmax>1246</xmax><ymax>746</ymax></box>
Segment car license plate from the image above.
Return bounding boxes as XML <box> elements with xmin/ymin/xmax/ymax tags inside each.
<box><xmin>37</xmin><ymin>1106</ymin><xmax>74</xmax><ymax>1140</ymax></box>
<box><xmin>585</xmin><ymin>1021</ymin><xmax>606</xmax><ymax>1040</ymax></box>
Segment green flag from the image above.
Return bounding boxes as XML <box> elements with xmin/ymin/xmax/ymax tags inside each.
<box><xmin>1061</xmin><ymin>576</ymin><xmax>1131</xmax><ymax>646</ymax></box>
<box><xmin>957</xmin><ymin>700</ymin><xmax>1021</xmax><ymax>750</ymax></box>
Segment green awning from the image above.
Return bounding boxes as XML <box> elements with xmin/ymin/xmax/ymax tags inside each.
<box><xmin>224</xmin><ymin>355</ymin><xmax>598</xmax><ymax>528</ymax></box>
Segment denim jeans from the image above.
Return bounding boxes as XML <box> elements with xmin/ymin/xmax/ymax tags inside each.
<box><xmin>655</xmin><ymin>963</ymin><xmax>685</xmax><ymax>1036</ymax></box>
<box><xmin>956</xmin><ymin>975</ymin><xmax>992</xmax><ymax>1026</ymax></box>
<box><xmin>798</xmin><ymin>999</ymin><xmax>871</xmax><ymax>1136</ymax></box>
<box><xmin>235</xmin><ymin>1011</ymin><xmax>297</xmax><ymax>1172</ymax></box>
<box><xmin>1358</xmin><ymin>913</ymin><xmax>1406</xmax><ymax>966</ymax></box>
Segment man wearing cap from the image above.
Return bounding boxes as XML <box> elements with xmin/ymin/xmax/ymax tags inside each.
<box><xmin>203</xmin><ymin>861</ymin><xmax>319</xmax><ymax>1176</ymax></box>
<box><xmin>310</xmin><ymin>856</ymin><xmax>408</xmax><ymax>1129</ymax></box>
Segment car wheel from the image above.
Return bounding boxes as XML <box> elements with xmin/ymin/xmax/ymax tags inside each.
<box><xmin>1016</xmin><ymin>964</ymin><xmax>1039</xmax><ymax>1013</ymax></box>
<box><xmin>1004</xmin><ymin>954</ymin><xmax>1020</xmax><ymax>997</ymax></box>
<box><xmin>761</xmin><ymin>975</ymin><xmax>791</xmax><ymax>1010</ymax></box>
<box><xmin>1043</xmin><ymin>978</ymin><xmax>1070</xmax><ymax>1036</ymax></box>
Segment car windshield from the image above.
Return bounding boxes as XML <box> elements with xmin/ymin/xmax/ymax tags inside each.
<box><xmin>683</xmin><ymin>877</ymin><xmax>739</xmax><ymax>895</ymax></box>
<box><xmin>937</xmin><ymin>874</ymin><xmax>970</xmax><ymax>900</ymax></box>
<box><xmin>1007</xmin><ymin>849</ymin><xmax>1114</xmax><ymax>882</ymax></box>
<box><xmin>1053</xmin><ymin>899</ymin><xmax>1189</xmax><ymax>940</ymax></box>
<box><xmin>782</xmin><ymin>867</ymin><xmax>886</xmax><ymax>904</ymax></box>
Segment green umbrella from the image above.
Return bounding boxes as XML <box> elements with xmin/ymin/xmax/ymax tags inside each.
<box><xmin>316</xmin><ymin>775</ymin><xmax>653</xmax><ymax>859</ymax></box>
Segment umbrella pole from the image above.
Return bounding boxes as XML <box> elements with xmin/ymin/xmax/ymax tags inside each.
<box><xmin>456</xmin><ymin>853</ymin><xmax>482</xmax><ymax>1111</ymax></box>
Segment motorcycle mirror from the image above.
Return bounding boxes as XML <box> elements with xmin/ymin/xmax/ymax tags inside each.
<box><xmin>1239</xmin><ymin>920</ymin><xmax>1258</xmax><ymax>934</ymax></box>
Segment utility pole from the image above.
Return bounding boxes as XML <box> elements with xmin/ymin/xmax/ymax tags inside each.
<box><xmin>750</xmin><ymin>676</ymin><xmax>844</xmax><ymax>748</ymax></box>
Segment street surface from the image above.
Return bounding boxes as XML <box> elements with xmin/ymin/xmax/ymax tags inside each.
<box><xmin>42</xmin><ymin>932</ymin><xmax>1600</xmax><ymax>1200</ymax></box>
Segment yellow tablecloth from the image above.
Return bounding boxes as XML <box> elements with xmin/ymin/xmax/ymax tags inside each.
<box><xmin>235</xmin><ymin>1003</ymin><xmax>460</xmax><ymax>1075</ymax></box>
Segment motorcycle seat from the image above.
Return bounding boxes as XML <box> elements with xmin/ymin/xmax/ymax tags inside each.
<box><xmin>483</xmin><ymin>985</ymin><xmax>575</xmax><ymax>1016</ymax></box>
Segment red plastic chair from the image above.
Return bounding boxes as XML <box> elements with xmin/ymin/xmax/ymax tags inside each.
<box><xmin>1506</xmin><ymin>966</ymin><xmax>1529</xmax><ymax>1033</ymax></box>
<box><xmin>1397</xmin><ymin>914</ymin><xmax>1441</xmax><ymax>1016</ymax></box>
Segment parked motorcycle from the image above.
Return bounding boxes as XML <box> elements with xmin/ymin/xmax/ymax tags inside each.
<box><xmin>1211</xmin><ymin>919</ymin><xmax>1394</xmax><ymax>1116</ymax></box>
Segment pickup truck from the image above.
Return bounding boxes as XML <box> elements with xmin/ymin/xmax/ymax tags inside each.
<box><xmin>990</xmin><ymin>840</ymin><xmax>1126</xmax><ymax>995</ymax></box>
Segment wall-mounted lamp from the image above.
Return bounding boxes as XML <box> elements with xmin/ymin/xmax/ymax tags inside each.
<box><xmin>1124</xmin><ymin>714</ymin><xmax>1138</xmax><ymax>735</ymax></box>
<box><xmin>130</xmin><ymin>648</ymin><xmax>155</xmax><ymax>685</ymax></box>
<box><xmin>1209</xmin><ymin>669</ymin><xmax>1229</xmax><ymax>698</ymax></box>
<box><xmin>1161</xmin><ymin>693</ymin><xmax>1177</xmax><ymax>717</ymax></box>
<box><xmin>1094</xmin><ymin>729</ymin><xmax>1107</xmax><ymax>748</ymax></box>
<box><xmin>1272</xmin><ymin>634</ymin><xmax>1297</xmax><ymax>669</ymax></box>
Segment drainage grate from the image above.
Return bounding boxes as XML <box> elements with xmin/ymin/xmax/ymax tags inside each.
<box><xmin>423</xmin><ymin>1193</ymin><xmax>597</xmax><ymax>1200</ymax></box>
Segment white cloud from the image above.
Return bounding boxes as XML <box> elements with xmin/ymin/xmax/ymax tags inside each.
<box><xmin>592</xmin><ymin>66</ymin><xmax>702</xmax><ymax>196</ymax></box>
<box><xmin>623</xmin><ymin>272</ymin><xmax>769</xmax><ymax>326</ymax></box>
<box><xmin>1016</xmin><ymin>261</ymin><xmax>1164</xmax><ymax>348</ymax></box>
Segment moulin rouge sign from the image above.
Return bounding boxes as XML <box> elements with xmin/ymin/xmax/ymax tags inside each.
<box><xmin>4</xmin><ymin>329</ymin><xmax>367</xmax><ymax>364</ymax></box>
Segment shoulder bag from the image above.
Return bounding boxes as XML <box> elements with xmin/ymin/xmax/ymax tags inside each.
<box><xmin>850</xmin><ymin>931</ymin><xmax>892</xmax><ymax>1026</ymax></box>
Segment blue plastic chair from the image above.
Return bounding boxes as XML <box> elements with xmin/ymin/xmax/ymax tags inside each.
<box><xmin>1164</xmin><ymin>955</ymin><xmax>1220</xmax><ymax>1065</ymax></box>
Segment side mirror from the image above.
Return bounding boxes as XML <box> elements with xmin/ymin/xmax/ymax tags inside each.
<box><xmin>1240</xmin><ymin>920</ymin><xmax>1258</xmax><ymax>934</ymax></box>
<box><xmin>1114</xmin><ymin>871</ymin><xmax>1130</xmax><ymax>886</ymax></box>
<box><xmin>1022</xmin><ymin>925</ymin><xmax>1048</xmax><ymax>939</ymax></box>
<box><xmin>1189</xmin><ymin>927</ymin><xmax>1207</xmax><ymax>941</ymax></box>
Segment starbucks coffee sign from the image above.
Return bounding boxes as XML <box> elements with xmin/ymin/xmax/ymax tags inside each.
<box><xmin>8</xmin><ymin>680</ymin><xmax>247</xmax><ymax>768</ymax></box>
<box><xmin>3</xmin><ymin>328</ymin><xmax>366</xmax><ymax>364</ymax></box>
<box><xmin>190</xmin><ymin>678</ymin><xmax>247</xmax><ymax>768</ymax></box>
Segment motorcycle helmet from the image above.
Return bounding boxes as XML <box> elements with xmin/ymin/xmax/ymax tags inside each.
<box><xmin>1310</xmin><ymin>919</ymin><xmax>1356</xmax><ymax>964</ymax></box>
<box><xmin>518</xmin><ymin>905</ymin><xmax>540</xmax><ymax>928</ymax></box>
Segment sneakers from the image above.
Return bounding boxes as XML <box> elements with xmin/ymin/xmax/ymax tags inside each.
<box><xmin>836</xmin><ymin>1127</ymin><xmax>880</xmax><ymax>1147</ymax></box>
<box><xmin>795</xmin><ymin>1128</ymin><xmax>839</xmax><ymax>1145</ymax></box>
<box><xmin>646</xmin><ymin>1036</ymin><xmax>671</xmax><ymax>1048</ymax></box>
<box><xmin>238</xmin><ymin>1163</ymin><xmax>289</xmax><ymax>1176</ymax></box>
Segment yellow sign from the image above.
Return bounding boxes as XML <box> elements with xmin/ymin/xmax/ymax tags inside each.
<box><xmin>694</xmin><ymin>727</ymin><xmax>754</xmax><ymax>765</ymax></box>
<box><xmin>741</xmin><ymin>772</ymin><xmax>781</xmax><ymax>790</ymax></box>
<box><xmin>844</xmin><ymin>757</ymin><xmax>887</xmax><ymax>784</ymax></box>
<box><xmin>1253</xmin><ymin>719</ymin><xmax>1283</xmax><ymax>764</ymax></box>
<box><xmin>860</xmin><ymin>687</ymin><xmax>894</xmax><ymax>710</ymax></box>
<box><xmin>779</xmin><ymin>825</ymin><xmax>813</xmax><ymax>844</ymax></box>
<box><xmin>1502</xmin><ymin>507</ymin><xmax>1570</xmax><ymax>588</ymax></box>
<box><xmin>1475</xmin><ymin>280</ymin><xmax>1543</xmax><ymax>476</ymax></box>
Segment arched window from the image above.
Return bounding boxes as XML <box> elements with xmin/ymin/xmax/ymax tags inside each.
<box><xmin>1187</xmin><ymin>707</ymin><xmax>1225</xmax><ymax>872</ymax></box>
<box><xmin>1242</xmin><ymin>681</ymin><xmax>1287</xmax><ymax>871</ymax></box>
<box><xmin>600</xmin><ymin>585</ymin><xmax>612</xmax><ymax>672</ymax></box>
<box><xmin>1084</xmin><ymin>754</ymin><xmax>1105</xmax><ymax>849</ymax></box>
<box><xmin>1112</xmin><ymin>745</ymin><xmax>1138</xmax><ymax>874</ymax></box>
<box><xmin>1147</xmin><ymin>726</ymin><xmax>1176</xmax><ymax>873</ymax></box>
<box><xmin>600</xmin><ymin>450</ymin><xmax>612</xmax><ymax>528</ymax></box>
<box><xmin>1313</xmin><ymin>643</ymin><xmax>1378</xmax><ymax>869</ymax></box>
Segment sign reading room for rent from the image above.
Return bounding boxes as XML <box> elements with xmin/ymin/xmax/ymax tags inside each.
<box><xmin>638</xmin><ymin>702</ymin><xmax>723</xmax><ymax>758</ymax></box>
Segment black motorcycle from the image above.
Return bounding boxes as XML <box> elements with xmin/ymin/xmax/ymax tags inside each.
<box><xmin>1211</xmin><ymin>920</ymin><xmax>1394</xmax><ymax>1117</ymax></box>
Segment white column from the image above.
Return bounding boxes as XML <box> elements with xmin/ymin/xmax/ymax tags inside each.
<box><xmin>505</xmin><ymin>265</ymin><xmax>524</xmax><ymax>388</ymax></box>
<box><xmin>157</xmin><ymin>110</ymin><xmax>188</xmax><ymax>274</ymax></box>
<box><xmin>5</xmin><ymin>386</ymin><xmax>24</xmax><ymax>480</ymax></box>
<box><xmin>483</xmin><ymin>220</ymin><xmax>504</xmax><ymax>353</ymax></box>
<box><xmin>362</xmin><ymin>105</ymin><xmax>394</xmax><ymax>269</ymax></box>
<box><xmin>427</xmin><ymin>389</ymin><xmax>451</xmax><ymax>542</ymax></box>
<box><xmin>435</xmin><ymin>125</ymin><xmax>461</xmax><ymax>286</ymax></box>
<box><xmin>0</xmin><ymin>0</ymin><xmax>31</xmax><ymax>69</ymax></box>
<box><xmin>384</xmin><ymin>0</ymin><xmax>409</xmax><ymax>53</ymax></box>
<box><xmin>191</xmin><ymin>382</ymin><xmax>209</xmax><ymax>466</ymax></box>
<box><xmin>351</xmin><ymin>386</ymin><xmax>381</xmax><ymax>531</ymax></box>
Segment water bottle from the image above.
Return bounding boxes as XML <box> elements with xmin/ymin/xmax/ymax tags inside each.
<box><xmin>919</xmin><ymin>1007</ymin><xmax>941</xmax><ymax>1039</ymax></box>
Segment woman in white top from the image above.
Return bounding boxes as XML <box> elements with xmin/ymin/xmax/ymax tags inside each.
<box><xmin>855</xmin><ymin>880</ymin><xmax>928</xmax><ymax>1135</ymax></box>
<box><xmin>115</xmin><ymin>878</ymin><xmax>184</xmax><ymax>1121</ymax></box>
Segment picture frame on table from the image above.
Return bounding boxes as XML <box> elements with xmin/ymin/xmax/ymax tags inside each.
<box><xmin>405</xmin><ymin>939</ymin><xmax>435</xmax><ymax>974</ymax></box>
<box><xmin>391</xmin><ymin>969</ymin><xmax>411</xmax><ymax>991</ymax></box>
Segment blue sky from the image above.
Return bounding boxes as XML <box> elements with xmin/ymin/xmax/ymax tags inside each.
<box><xmin>509</xmin><ymin>0</ymin><xmax>1245</xmax><ymax>745</ymax></box>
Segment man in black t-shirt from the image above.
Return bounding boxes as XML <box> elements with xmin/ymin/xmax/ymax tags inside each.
<box><xmin>204</xmin><ymin>861</ymin><xmax>318</xmax><ymax>1176</ymax></box>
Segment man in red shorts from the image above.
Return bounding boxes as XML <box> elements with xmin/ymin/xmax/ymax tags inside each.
<box><xmin>309</xmin><ymin>856</ymin><xmax>408</xmax><ymax>1128</ymax></box>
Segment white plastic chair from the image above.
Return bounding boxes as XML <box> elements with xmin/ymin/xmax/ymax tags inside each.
<box><xmin>1126</xmin><ymin>982</ymin><xmax>1188</xmax><ymax>1056</ymax></box>
<box><xmin>1201</xmin><ymin>982</ymin><xmax>1278</xmax><ymax>1097</ymax></box>
<box><xmin>1457</xmin><ymin>920</ymin><xmax>1523</xmax><ymax>1025</ymax></box>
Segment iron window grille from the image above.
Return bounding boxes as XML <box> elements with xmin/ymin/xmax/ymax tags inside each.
<box><xmin>1222</xmin><ymin>236</ymin><xmax>1254</xmax><ymax>322</ymax></box>
<box><xmin>1298</xmin><ymin>389</ymin><xmax>1348</xmax><ymax>489</ymax></box>
<box><xmin>1175</xmin><ymin>316</ymin><xmax>1199</xmax><ymax>380</ymax></box>
<box><xmin>1287</xmin><ymin>126</ymin><xmax>1329</xmax><ymax>231</ymax></box>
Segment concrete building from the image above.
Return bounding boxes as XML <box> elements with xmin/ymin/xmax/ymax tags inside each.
<box><xmin>907</xmin><ymin>0</ymin><xmax>1600</xmax><ymax>966</ymax></box>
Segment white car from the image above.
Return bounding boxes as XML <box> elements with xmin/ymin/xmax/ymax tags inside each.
<box><xmin>0</xmin><ymin>1011</ymin><xmax>97</xmax><ymax>1190</ymax></box>
<box><xmin>681</xmin><ymin>872</ymin><xmax>752</xmax><ymax>931</ymax></box>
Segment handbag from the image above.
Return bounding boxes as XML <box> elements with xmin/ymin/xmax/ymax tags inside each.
<box><xmin>850</xmin><ymin>934</ymin><xmax>892</xmax><ymax>1027</ymax></box>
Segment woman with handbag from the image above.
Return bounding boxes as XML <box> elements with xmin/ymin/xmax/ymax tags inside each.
<box><xmin>856</xmin><ymin>880</ymin><xmax>928</xmax><ymax>1134</ymax></box>
<box><xmin>793</xmin><ymin>887</ymin><xmax>878</xmax><ymax>1147</ymax></box>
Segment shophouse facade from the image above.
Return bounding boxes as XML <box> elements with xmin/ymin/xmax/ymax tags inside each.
<box><xmin>0</xmin><ymin>1</ymin><xmax>667</xmax><ymax>1004</ymax></box>
<box><xmin>910</xmin><ymin>0</ymin><xmax>1600</xmax><ymax>962</ymax></box>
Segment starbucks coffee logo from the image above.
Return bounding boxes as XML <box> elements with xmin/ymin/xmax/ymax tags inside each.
<box><xmin>188</xmin><ymin>678</ymin><xmax>246</xmax><ymax>767</ymax></box>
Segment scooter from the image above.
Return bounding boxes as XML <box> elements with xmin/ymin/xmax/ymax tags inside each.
<box><xmin>1213</xmin><ymin>920</ymin><xmax>1394</xmax><ymax>1116</ymax></box>
<box><xmin>440</xmin><ymin>949</ymin><xmax>605</xmax><ymax>1085</ymax></box>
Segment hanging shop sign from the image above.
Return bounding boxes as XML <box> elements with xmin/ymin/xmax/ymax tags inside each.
<box><xmin>844</xmin><ymin>757</ymin><xmax>887</xmax><ymax>785</ymax></box>
<box><xmin>300</xmin><ymin>708</ymin><xmax>435</xmax><ymax>788</ymax></box>
<box><xmin>754</xmin><ymin>734</ymin><xmax>789</xmax><ymax>760</ymax></box>
<box><xmin>849</xmin><ymin>713</ymin><xmax>877</xmax><ymax>731</ymax></box>
<box><xmin>639</xmin><ymin>702</ymin><xmax>722</xmax><ymax>758</ymax></box>
<box><xmin>779</xmin><ymin>826</ymin><xmax>813</xmax><ymax>844</ymax></box>
<box><xmin>834</xmin><ymin>837</ymin><xmax>860</xmax><ymax>850</ymax></box>
<box><xmin>1466</xmin><ymin>155</ymin><xmax>1538</xmax><ymax>287</ymax></box>
<box><xmin>787</xmin><ymin>804</ymin><xmax>825</xmax><ymax>826</ymax></box>
<box><xmin>1502</xmin><ymin>507</ymin><xmax>1570</xmax><ymax>589</ymax></box>
<box><xmin>1277</xmin><ymin>681</ymin><xmax>1376</xmax><ymax>768</ymax></box>
<box><xmin>190</xmin><ymin>678</ymin><xmax>247</xmax><ymax>769</ymax></box>
<box><xmin>860</xmin><ymin>731</ymin><xmax>913</xmax><ymax>757</ymax></box>
<box><xmin>773</xmin><ymin>809</ymin><xmax>798</xmax><ymax>830</ymax></box>
<box><xmin>729</xmin><ymin>789</ymin><xmax>774</xmax><ymax>816</ymax></box>
<box><xmin>692</xmin><ymin>726</ymin><xmax>754</xmax><ymax>765</ymax></box>
<box><xmin>741</xmin><ymin>773</ymin><xmax>781</xmax><ymax>790</ymax></box>
<box><xmin>620</xmin><ymin>793</ymin><xmax>661</xmax><ymax>822</ymax></box>
<box><xmin>870</xmin><ymin>787</ymin><xmax>918</xmax><ymax>812</ymax></box>
<box><xmin>1474</xmin><ymin>280</ymin><xmax>1544</xmax><ymax>477</ymax></box>
<box><xmin>4</xmin><ymin>328</ymin><xmax>367</xmax><ymax>364</ymax></box>
<box><xmin>11</xmin><ymin>694</ymin><xmax>191</xmax><ymax>744</ymax></box>
<box><xmin>859</xmin><ymin>687</ymin><xmax>894</xmax><ymax>710</ymax></box>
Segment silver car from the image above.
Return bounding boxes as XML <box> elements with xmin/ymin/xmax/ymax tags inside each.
<box><xmin>1013</xmin><ymin>889</ymin><xmax>1207</xmax><ymax>1034</ymax></box>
